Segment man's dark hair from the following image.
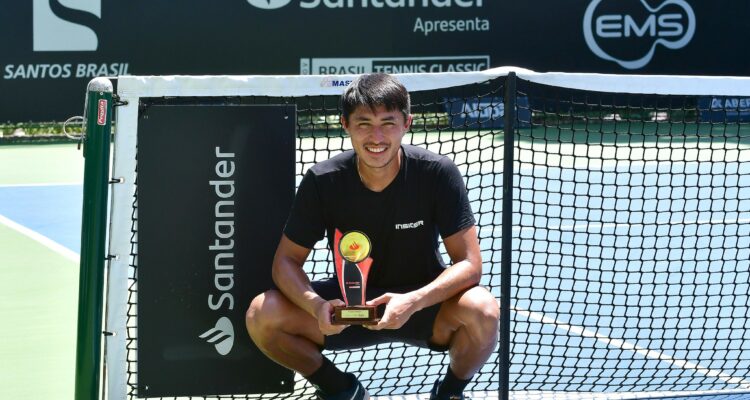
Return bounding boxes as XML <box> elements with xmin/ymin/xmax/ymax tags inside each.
<box><xmin>341</xmin><ymin>73</ymin><xmax>411</xmax><ymax>123</ymax></box>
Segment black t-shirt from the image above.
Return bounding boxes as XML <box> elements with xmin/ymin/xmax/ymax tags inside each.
<box><xmin>283</xmin><ymin>144</ymin><xmax>475</xmax><ymax>287</ymax></box>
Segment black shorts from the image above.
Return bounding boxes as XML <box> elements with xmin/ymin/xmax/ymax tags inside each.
<box><xmin>311</xmin><ymin>278</ymin><xmax>446</xmax><ymax>352</ymax></box>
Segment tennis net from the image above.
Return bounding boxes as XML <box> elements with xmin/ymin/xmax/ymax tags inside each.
<box><xmin>87</xmin><ymin>67</ymin><xmax>750</xmax><ymax>399</ymax></box>
<box><xmin>509</xmin><ymin>75</ymin><xmax>750</xmax><ymax>394</ymax></box>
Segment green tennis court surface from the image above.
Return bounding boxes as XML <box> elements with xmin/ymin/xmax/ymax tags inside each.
<box><xmin>0</xmin><ymin>222</ymin><xmax>78</xmax><ymax>399</ymax></box>
<box><xmin>0</xmin><ymin>143</ymin><xmax>83</xmax><ymax>400</ymax></box>
<box><xmin>0</xmin><ymin>143</ymin><xmax>84</xmax><ymax>185</ymax></box>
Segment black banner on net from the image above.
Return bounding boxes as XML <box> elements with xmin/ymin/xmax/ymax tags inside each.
<box><xmin>137</xmin><ymin>105</ymin><xmax>295</xmax><ymax>397</ymax></box>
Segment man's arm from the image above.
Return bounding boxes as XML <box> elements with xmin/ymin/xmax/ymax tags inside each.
<box><xmin>412</xmin><ymin>224</ymin><xmax>482</xmax><ymax>307</ymax></box>
<box><xmin>272</xmin><ymin>234</ymin><xmax>347</xmax><ymax>335</ymax></box>
<box><xmin>366</xmin><ymin>225</ymin><xmax>482</xmax><ymax>330</ymax></box>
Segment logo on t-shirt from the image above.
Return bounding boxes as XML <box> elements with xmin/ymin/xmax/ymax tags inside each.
<box><xmin>395</xmin><ymin>220</ymin><xmax>424</xmax><ymax>230</ymax></box>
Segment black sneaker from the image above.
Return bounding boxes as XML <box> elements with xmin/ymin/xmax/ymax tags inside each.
<box><xmin>314</xmin><ymin>373</ymin><xmax>369</xmax><ymax>400</ymax></box>
<box><xmin>429</xmin><ymin>379</ymin><xmax>465</xmax><ymax>400</ymax></box>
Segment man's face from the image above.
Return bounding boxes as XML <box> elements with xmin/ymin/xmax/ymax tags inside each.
<box><xmin>342</xmin><ymin>105</ymin><xmax>412</xmax><ymax>171</ymax></box>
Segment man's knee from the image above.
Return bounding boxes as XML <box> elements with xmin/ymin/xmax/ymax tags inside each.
<box><xmin>460</xmin><ymin>287</ymin><xmax>500</xmax><ymax>332</ymax></box>
<box><xmin>246</xmin><ymin>290</ymin><xmax>287</xmax><ymax>341</ymax></box>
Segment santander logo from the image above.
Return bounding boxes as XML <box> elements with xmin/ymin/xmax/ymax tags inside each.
<box><xmin>199</xmin><ymin>317</ymin><xmax>235</xmax><ymax>356</ymax></box>
<box><xmin>246</xmin><ymin>0</ymin><xmax>293</xmax><ymax>9</ymax></box>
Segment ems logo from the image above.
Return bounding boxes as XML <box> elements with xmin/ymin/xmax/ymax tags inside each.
<box><xmin>582</xmin><ymin>0</ymin><xmax>695</xmax><ymax>69</ymax></box>
<box><xmin>320</xmin><ymin>77</ymin><xmax>353</xmax><ymax>88</ymax></box>
<box><xmin>246</xmin><ymin>0</ymin><xmax>292</xmax><ymax>9</ymax></box>
<box><xmin>199</xmin><ymin>317</ymin><xmax>235</xmax><ymax>356</ymax></box>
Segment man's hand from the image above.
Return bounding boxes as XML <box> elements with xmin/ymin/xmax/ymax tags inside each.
<box><xmin>315</xmin><ymin>299</ymin><xmax>349</xmax><ymax>336</ymax></box>
<box><xmin>365</xmin><ymin>292</ymin><xmax>421</xmax><ymax>330</ymax></box>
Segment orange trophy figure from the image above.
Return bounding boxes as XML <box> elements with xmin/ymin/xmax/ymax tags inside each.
<box><xmin>332</xmin><ymin>229</ymin><xmax>378</xmax><ymax>325</ymax></box>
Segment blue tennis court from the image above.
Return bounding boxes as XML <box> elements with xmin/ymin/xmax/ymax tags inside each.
<box><xmin>476</xmin><ymin>145</ymin><xmax>750</xmax><ymax>395</ymax></box>
<box><xmin>2</xmin><ymin>135</ymin><xmax>749</xmax><ymax>399</ymax></box>
<box><xmin>0</xmin><ymin>184</ymin><xmax>83</xmax><ymax>253</ymax></box>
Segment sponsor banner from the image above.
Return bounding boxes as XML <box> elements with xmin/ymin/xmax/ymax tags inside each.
<box><xmin>137</xmin><ymin>105</ymin><xmax>295</xmax><ymax>396</ymax></box>
<box><xmin>1</xmin><ymin>0</ymin><xmax>497</xmax><ymax>122</ymax></box>
<box><xmin>582</xmin><ymin>0</ymin><xmax>696</xmax><ymax>70</ymax></box>
<box><xmin>446</xmin><ymin>96</ymin><xmax>531</xmax><ymax>129</ymax></box>
<box><xmin>698</xmin><ymin>97</ymin><xmax>750</xmax><ymax>123</ymax></box>
<box><xmin>301</xmin><ymin>56</ymin><xmax>490</xmax><ymax>75</ymax></box>
<box><xmin>2</xmin><ymin>1</ymin><xmax>749</xmax><ymax>122</ymax></box>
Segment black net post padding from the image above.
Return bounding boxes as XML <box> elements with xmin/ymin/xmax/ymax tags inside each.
<box><xmin>500</xmin><ymin>71</ymin><xmax>517</xmax><ymax>400</ymax></box>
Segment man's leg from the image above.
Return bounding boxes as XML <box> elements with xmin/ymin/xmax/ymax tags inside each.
<box><xmin>429</xmin><ymin>286</ymin><xmax>500</xmax><ymax>395</ymax></box>
<box><xmin>247</xmin><ymin>289</ymin><xmax>371</xmax><ymax>399</ymax></box>
<box><xmin>246</xmin><ymin>289</ymin><xmax>325</xmax><ymax>376</ymax></box>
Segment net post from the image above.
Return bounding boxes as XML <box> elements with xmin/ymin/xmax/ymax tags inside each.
<box><xmin>500</xmin><ymin>72</ymin><xmax>517</xmax><ymax>400</ymax></box>
<box><xmin>75</xmin><ymin>77</ymin><xmax>113</xmax><ymax>400</ymax></box>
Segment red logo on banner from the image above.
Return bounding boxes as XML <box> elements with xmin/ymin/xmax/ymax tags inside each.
<box><xmin>97</xmin><ymin>99</ymin><xmax>107</xmax><ymax>125</ymax></box>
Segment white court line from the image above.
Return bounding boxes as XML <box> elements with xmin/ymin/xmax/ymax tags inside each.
<box><xmin>0</xmin><ymin>182</ymin><xmax>82</xmax><ymax>188</ymax></box>
<box><xmin>0</xmin><ymin>214</ymin><xmax>80</xmax><ymax>263</ymax></box>
<box><xmin>478</xmin><ymin>216</ymin><xmax>750</xmax><ymax>236</ymax></box>
<box><xmin>512</xmin><ymin>306</ymin><xmax>750</xmax><ymax>389</ymax></box>
<box><xmin>374</xmin><ymin>391</ymin><xmax>497</xmax><ymax>399</ymax></box>
<box><xmin>372</xmin><ymin>388</ymin><xmax>750</xmax><ymax>399</ymax></box>
<box><xmin>466</xmin><ymin>158</ymin><xmax>750</xmax><ymax>175</ymax></box>
<box><xmin>549</xmin><ymin>217</ymin><xmax>750</xmax><ymax>232</ymax></box>
<box><xmin>507</xmin><ymin>389</ymin><xmax>750</xmax><ymax>400</ymax></box>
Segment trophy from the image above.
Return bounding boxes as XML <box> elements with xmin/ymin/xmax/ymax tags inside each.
<box><xmin>331</xmin><ymin>229</ymin><xmax>379</xmax><ymax>325</ymax></box>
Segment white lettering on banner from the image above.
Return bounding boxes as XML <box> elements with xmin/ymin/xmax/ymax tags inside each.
<box><xmin>303</xmin><ymin>56</ymin><xmax>490</xmax><ymax>75</ymax></box>
<box><xmin>462</xmin><ymin>100</ymin><xmax>503</xmax><ymax>120</ymax></box>
<box><xmin>595</xmin><ymin>14</ymin><xmax>684</xmax><ymax>38</ymax></box>
<box><xmin>2</xmin><ymin>63</ymin><xmax>129</xmax><ymax>80</ymax></box>
<box><xmin>208</xmin><ymin>146</ymin><xmax>237</xmax><ymax>317</ymax></box>
<box><xmin>376</xmin><ymin>64</ymin><xmax>428</xmax><ymax>73</ymax></box>
<box><xmin>298</xmin><ymin>0</ymin><xmax>481</xmax><ymax>9</ymax></box>
<box><xmin>373</xmin><ymin>61</ymin><xmax>487</xmax><ymax>73</ymax></box>
<box><xmin>583</xmin><ymin>0</ymin><xmax>695</xmax><ymax>70</ymax></box>
<box><xmin>74</xmin><ymin>63</ymin><xmax>130</xmax><ymax>78</ymax></box>
<box><xmin>33</xmin><ymin>0</ymin><xmax>100</xmax><ymax>51</ymax></box>
<box><xmin>3</xmin><ymin>64</ymin><xmax>72</xmax><ymax>79</ymax></box>
<box><xmin>413</xmin><ymin>17</ymin><xmax>490</xmax><ymax>36</ymax></box>
<box><xmin>711</xmin><ymin>98</ymin><xmax>750</xmax><ymax>110</ymax></box>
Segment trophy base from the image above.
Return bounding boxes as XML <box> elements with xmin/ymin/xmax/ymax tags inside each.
<box><xmin>331</xmin><ymin>305</ymin><xmax>379</xmax><ymax>325</ymax></box>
